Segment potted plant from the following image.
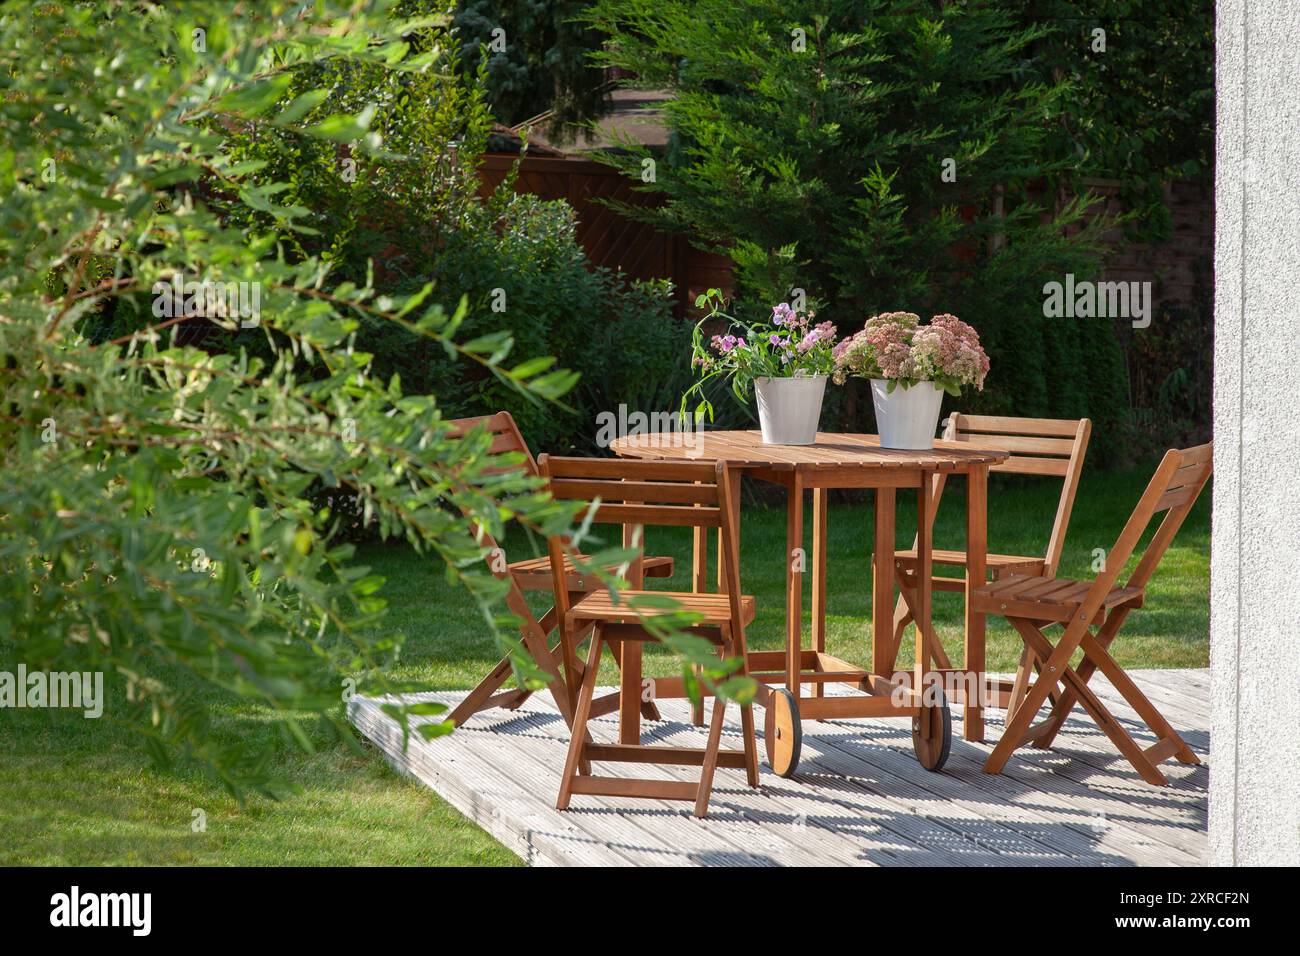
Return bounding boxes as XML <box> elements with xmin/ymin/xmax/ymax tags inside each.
<box><xmin>833</xmin><ymin>312</ymin><xmax>989</xmax><ymax>450</ymax></box>
<box><xmin>683</xmin><ymin>290</ymin><xmax>838</xmax><ymax>445</ymax></box>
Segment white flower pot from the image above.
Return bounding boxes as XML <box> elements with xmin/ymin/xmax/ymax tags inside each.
<box><xmin>754</xmin><ymin>375</ymin><xmax>827</xmax><ymax>445</ymax></box>
<box><xmin>871</xmin><ymin>379</ymin><xmax>945</xmax><ymax>450</ymax></box>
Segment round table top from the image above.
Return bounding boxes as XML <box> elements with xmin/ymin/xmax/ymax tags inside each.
<box><xmin>610</xmin><ymin>430</ymin><xmax>1008</xmax><ymax>472</ymax></box>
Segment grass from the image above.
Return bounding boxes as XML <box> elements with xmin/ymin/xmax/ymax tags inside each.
<box><xmin>1</xmin><ymin>465</ymin><xmax>1209</xmax><ymax>865</ymax></box>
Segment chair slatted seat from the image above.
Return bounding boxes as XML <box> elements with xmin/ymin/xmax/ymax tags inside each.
<box><xmin>902</xmin><ymin>549</ymin><xmax>1046</xmax><ymax>573</ymax></box>
<box><xmin>568</xmin><ymin>590</ymin><xmax>757</xmax><ymax>626</ymax></box>
<box><xmin>506</xmin><ymin>554</ymin><xmax>673</xmax><ymax>592</ymax></box>
<box><xmin>973</xmin><ymin>443</ymin><xmax>1212</xmax><ymax>785</ymax></box>
<box><xmin>977</xmin><ymin>573</ymin><xmax>1143</xmax><ymax>624</ymax></box>
<box><xmin>542</xmin><ymin>454</ymin><xmax>760</xmax><ymax>818</ymax></box>
<box><xmin>887</xmin><ymin>414</ymin><xmax>1092</xmax><ymax>672</ymax></box>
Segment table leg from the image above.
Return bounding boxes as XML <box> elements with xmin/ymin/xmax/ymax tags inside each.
<box><xmin>693</xmin><ymin>526</ymin><xmax>709</xmax><ymax>592</ymax></box>
<box><xmin>620</xmin><ymin>522</ymin><xmax>644</xmax><ymax>744</ymax></box>
<box><xmin>691</xmin><ymin>523</ymin><xmax>708</xmax><ymax>726</ymax></box>
<box><xmin>619</xmin><ymin>641</ymin><xmax>642</xmax><ymax>744</ymax></box>
<box><xmin>811</xmin><ymin>487</ymin><xmax>827</xmax><ymax>700</ymax></box>
<box><xmin>785</xmin><ymin>474</ymin><xmax>804</xmax><ymax>698</ymax></box>
<box><xmin>716</xmin><ymin>526</ymin><xmax>724</xmax><ymax>591</ymax></box>
<box><xmin>718</xmin><ymin>470</ymin><xmax>744</xmax><ymax>722</ymax></box>
<box><xmin>726</xmin><ymin>469</ymin><xmax>742</xmax><ymax>575</ymax></box>
<box><xmin>872</xmin><ymin>486</ymin><xmax>896</xmax><ymax>677</ymax></box>
<box><xmin>717</xmin><ymin>474</ymin><xmax>740</xmax><ymax>591</ymax></box>
<box><xmin>964</xmin><ymin>465</ymin><xmax>989</xmax><ymax>742</ymax></box>
<box><xmin>915</xmin><ymin>478</ymin><xmax>933</xmax><ymax>701</ymax></box>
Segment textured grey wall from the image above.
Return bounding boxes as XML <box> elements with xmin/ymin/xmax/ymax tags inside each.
<box><xmin>1211</xmin><ymin>0</ymin><xmax>1300</xmax><ymax>866</ymax></box>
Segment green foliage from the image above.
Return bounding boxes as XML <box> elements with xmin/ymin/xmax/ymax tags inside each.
<box><xmin>1126</xmin><ymin>261</ymin><xmax>1213</xmax><ymax>459</ymax></box>
<box><xmin>362</xmin><ymin>188</ymin><xmax>682</xmax><ymax>454</ymax></box>
<box><xmin>453</xmin><ymin>1</ymin><xmax>611</xmax><ymax>134</ymax></box>
<box><xmin>570</xmin><ymin>285</ymin><xmax>756</xmax><ymax>455</ymax></box>
<box><xmin>683</xmin><ymin>291</ymin><xmax>837</xmax><ymax>421</ymax></box>
<box><xmin>1013</xmin><ymin>0</ymin><xmax>1215</xmax><ymax>240</ymax></box>
<box><xmin>0</xmin><ymin>0</ymin><xmax>738</xmax><ymax>797</ymax></box>
<box><xmin>584</xmin><ymin>0</ymin><xmax>1142</xmax><ymax>459</ymax></box>
<box><xmin>2</xmin><ymin>469</ymin><xmax>1211</xmax><ymax>863</ymax></box>
<box><xmin>213</xmin><ymin>2</ymin><xmax>497</xmax><ymax>284</ymax></box>
<box><xmin>214</xmin><ymin>14</ymin><xmax>674</xmax><ymax>457</ymax></box>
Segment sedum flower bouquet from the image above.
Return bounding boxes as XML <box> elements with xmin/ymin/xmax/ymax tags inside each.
<box><xmin>833</xmin><ymin>311</ymin><xmax>989</xmax><ymax>449</ymax></box>
<box><xmin>683</xmin><ymin>290</ymin><xmax>837</xmax><ymax>444</ymax></box>
<box><xmin>832</xmin><ymin>311</ymin><xmax>989</xmax><ymax>395</ymax></box>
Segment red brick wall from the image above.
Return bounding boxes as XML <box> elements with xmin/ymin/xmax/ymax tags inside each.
<box><xmin>480</xmin><ymin>155</ymin><xmax>1212</xmax><ymax>321</ymax></box>
<box><xmin>1091</xmin><ymin>178</ymin><xmax>1214</xmax><ymax>312</ymax></box>
<box><xmin>675</xmin><ymin>178</ymin><xmax>1216</xmax><ymax>317</ymax></box>
<box><xmin>478</xmin><ymin>153</ymin><xmax>715</xmax><ymax>317</ymax></box>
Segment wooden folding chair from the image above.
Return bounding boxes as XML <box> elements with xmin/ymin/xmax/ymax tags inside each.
<box><xmin>972</xmin><ymin>443</ymin><xmax>1212</xmax><ymax>785</ymax></box>
<box><xmin>889</xmin><ymin>414</ymin><xmax>1092</xmax><ymax>671</ymax></box>
<box><xmin>442</xmin><ymin>412</ymin><xmax>673</xmax><ymax>729</ymax></box>
<box><xmin>541</xmin><ymin>455</ymin><xmax>760</xmax><ymax>818</ymax></box>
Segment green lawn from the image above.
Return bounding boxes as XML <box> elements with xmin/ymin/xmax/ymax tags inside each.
<box><xmin>1</xmin><ymin>466</ymin><xmax>1209</xmax><ymax>865</ymax></box>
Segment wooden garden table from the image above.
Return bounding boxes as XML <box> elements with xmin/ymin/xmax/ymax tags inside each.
<box><xmin>611</xmin><ymin>430</ymin><xmax>1009</xmax><ymax>775</ymax></box>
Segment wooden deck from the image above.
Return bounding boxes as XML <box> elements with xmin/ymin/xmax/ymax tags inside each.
<box><xmin>349</xmin><ymin>668</ymin><xmax>1209</xmax><ymax>867</ymax></box>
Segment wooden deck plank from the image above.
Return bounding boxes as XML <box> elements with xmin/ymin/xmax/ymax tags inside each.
<box><xmin>528</xmin><ymin>698</ymin><xmax>830</xmax><ymax>866</ymax></box>
<box><xmin>353</xmin><ymin>696</ymin><xmax>680</xmax><ymax>866</ymax></box>
<box><xmin>830</xmin><ymin>716</ymin><xmax>1205</xmax><ymax>866</ymax></box>
<box><xmin>350</xmin><ymin>699</ymin><xmax>629</xmax><ymax>866</ymax></box>
<box><xmin>785</xmin><ymin>719</ymin><xmax>1087</xmax><ymax>865</ymax></box>
<box><xmin>1088</xmin><ymin>675</ymin><xmax>1211</xmax><ymax>732</ymax></box>
<box><xmin>531</xmin><ymin>696</ymin><xmax>875</xmax><ymax>866</ymax></box>
<box><xmin>549</xmin><ymin>700</ymin><xmax>992</xmax><ymax>867</ymax></box>
<box><xmin>637</xmin><ymin>709</ymin><xmax>963</xmax><ymax>866</ymax></box>
<box><xmin>350</xmin><ymin>669</ymin><xmax>1209</xmax><ymax>867</ymax></box>
<box><xmin>805</xmin><ymin>724</ymin><xmax>1145</xmax><ymax>865</ymax></box>
<box><xmin>799</xmin><ymin>697</ymin><xmax>1200</xmax><ymax>866</ymax></box>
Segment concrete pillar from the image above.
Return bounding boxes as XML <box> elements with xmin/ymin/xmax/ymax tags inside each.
<box><xmin>1210</xmin><ymin>0</ymin><xmax>1300</xmax><ymax>866</ymax></box>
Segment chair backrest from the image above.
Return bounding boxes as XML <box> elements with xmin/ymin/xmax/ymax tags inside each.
<box><xmin>444</xmin><ymin>410</ymin><xmax>537</xmax><ymax>477</ymax></box>
<box><xmin>444</xmin><ymin>411</ymin><xmax>539</xmax><ymax>592</ymax></box>
<box><xmin>944</xmin><ymin>413</ymin><xmax>1092</xmax><ymax>574</ymax></box>
<box><xmin>537</xmin><ymin>455</ymin><xmax>745</xmax><ymax>628</ymax></box>
<box><xmin>1081</xmin><ymin>442</ymin><xmax>1213</xmax><ymax>613</ymax></box>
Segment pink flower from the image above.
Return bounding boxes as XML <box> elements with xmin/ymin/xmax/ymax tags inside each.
<box><xmin>796</xmin><ymin>321</ymin><xmax>834</xmax><ymax>352</ymax></box>
<box><xmin>831</xmin><ymin>310</ymin><xmax>988</xmax><ymax>390</ymax></box>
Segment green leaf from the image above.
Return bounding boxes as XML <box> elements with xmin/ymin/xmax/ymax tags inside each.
<box><xmin>309</xmin><ymin>107</ymin><xmax>376</xmax><ymax>143</ymax></box>
<box><xmin>407</xmin><ymin>701</ymin><xmax>448</xmax><ymax>716</ymax></box>
<box><xmin>275</xmin><ymin>89</ymin><xmax>329</xmax><ymax>125</ymax></box>
<box><xmin>415</xmin><ymin>720</ymin><xmax>455</xmax><ymax>740</ymax></box>
<box><xmin>141</xmin><ymin>163</ymin><xmax>203</xmax><ymax>187</ymax></box>
<box><xmin>215</xmin><ymin>74</ymin><xmax>294</xmax><ymax>117</ymax></box>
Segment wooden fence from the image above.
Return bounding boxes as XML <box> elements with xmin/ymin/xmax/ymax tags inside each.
<box><xmin>478</xmin><ymin>155</ymin><xmax>1211</xmax><ymax>328</ymax></box>
<box><xmin>477</xmin><ymin>154</ymin><xmax>731</xmax><ymax>315</ymax></box>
